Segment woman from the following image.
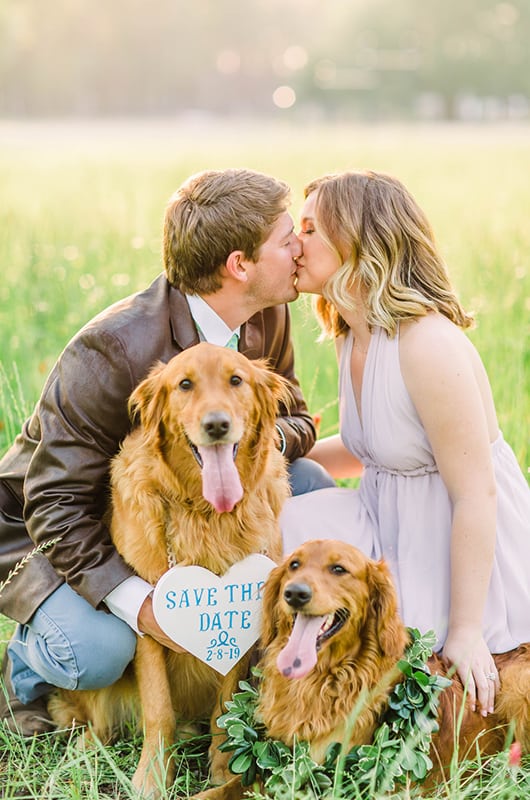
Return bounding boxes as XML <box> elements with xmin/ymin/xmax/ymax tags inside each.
<box><xmin>282</xmin><ymin>170</ymin><xmax>530</xmax><ymax>719</ymax></box>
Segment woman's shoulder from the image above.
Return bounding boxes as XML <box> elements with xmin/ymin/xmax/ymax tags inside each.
<box><xmin>398</xmin><ymin>313</ymin><xmax>478</xmax><ymax>393</ymax></box>
<box><xmin>400</xmin><ymin>312</ymin><xmax>462</xmax><ymax>338</ymax></box>
<box><xmin>399</xmin><ymin>313</ymin><xmax>470</xmax><ymax>358</ymax></box>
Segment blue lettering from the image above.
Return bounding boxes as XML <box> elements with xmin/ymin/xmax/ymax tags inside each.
<box><xmin>224</xmin><ymin>610</ymin><xmax>238</xmax><ymax>629</ymax></box>
<box><xmin>193</xmin><ymin>588</ymin><xmax>205</xmax><ymax>606</ymax></box>
<box><xmin>241</xmin><ymin>583</ymin><xmax>252</xmax><ymax>602</ymax></box>
<box><xmin>178</xmin><ymin>589</ymin><xmax>190</xmax><ymax>608</ymax></box>
<box><xmin>207</xmin><ymin>587</ymin><xmax>217</xmax><ymax>606</ymax></box>
<box><xmin>224</xmin><ymin>583</ymin><xmax>237</xmax><ymax>603</ymax></box>
<box><xmin>241</xmin><ymin>609</ymin><xmax>251</xmax><ymax>629</ymax></box>
<box><xmin>210</xmin><ymin>612</ymin><xmax>222</xmax><ymax>630</ymax></box>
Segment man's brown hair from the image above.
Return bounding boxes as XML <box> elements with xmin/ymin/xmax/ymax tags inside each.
<box><xmin>163</xmin><ymin>169</ymin><xmax>290</xmax><ymax>294</ymax></box>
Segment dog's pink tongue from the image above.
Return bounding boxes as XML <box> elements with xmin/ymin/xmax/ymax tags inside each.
<box><xmin>198</xmin><ymin>443</ymin><xmax>243</xmax><ymax>513</ymax></box>
<box><xmin>276</xmin><ymin>614</ymin><xmax>327</xmax><ymax>679</ymax></box>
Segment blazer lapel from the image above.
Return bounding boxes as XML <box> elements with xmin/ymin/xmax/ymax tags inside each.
<box><xmin>240</xmin><ymin>312</ymin><xmax>265</xmax><ymax>359</ymax></box>
<box><xmin>168</xmin><ymin>287</ymin><xmax>201</xmax><ymax>351</ymax></box>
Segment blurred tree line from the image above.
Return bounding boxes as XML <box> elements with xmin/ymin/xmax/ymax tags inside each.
<box><xmin>0</xmin><ymin>0</ymin><xmax>528</xmax><ymax>120</ymax></box>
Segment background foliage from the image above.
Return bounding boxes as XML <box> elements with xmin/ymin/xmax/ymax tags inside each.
<box><xmin>0</xmin><ymin>120</ymin><xmax>528</xmax><ymax>470</ymax></box>
<box><xmin>0</xmin><ymin>0</ymin><xmax>529</xmax><ymax>120</ymax></box>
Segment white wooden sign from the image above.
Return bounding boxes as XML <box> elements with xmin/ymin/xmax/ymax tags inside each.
<box><xmin>152</xmin><ymin>554</ymin><xmax>276</xmax><ymax>675</ymax></box>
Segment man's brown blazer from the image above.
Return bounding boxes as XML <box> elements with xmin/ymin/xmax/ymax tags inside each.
<box><xmin>0</xmin><ymin>274</ymin><xmax>315</xmax><ymax>623</ymax></box>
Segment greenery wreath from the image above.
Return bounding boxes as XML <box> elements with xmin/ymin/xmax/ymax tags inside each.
<box><xmin>217</xmin><ymin>628</ymin><xmax>452</xmax><ymax>799</ymax></box>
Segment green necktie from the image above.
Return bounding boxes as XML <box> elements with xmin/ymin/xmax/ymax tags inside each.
<box><xmin>225</xmin><ymin>332</ymin><xmax>239</xmax><ymax>350</ymax></box>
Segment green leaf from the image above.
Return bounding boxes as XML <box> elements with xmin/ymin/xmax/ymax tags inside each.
<box><xmin>255</xmin><ymin>740</ymin><xmax>285</xmax><ymax>769</ymax></box>
<box><xmin>243</xmin><ymin>724</ymin><xmax>259</xmax><ymax>742</ymax></box>
<box><xmin>230</xmin><ymin>751</ymin><xmax>253</xmax><ymax>774</ymax></box>
<box><xmin>412</xmin><ymin>669</ymin><xmax>430</xmax><ymax>687</ymax></box>
<box><xmin>225</xmin><ymin>721</ymin><xmax>246</xmax><ymax>740</ymax></box>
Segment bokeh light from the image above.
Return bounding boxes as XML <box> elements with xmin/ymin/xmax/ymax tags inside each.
<box><xmin>272</xmin><ymin>85</ymin><xmax>296</xmax><ymax>109</ymax></box>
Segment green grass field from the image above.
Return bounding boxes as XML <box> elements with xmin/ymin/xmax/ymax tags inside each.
<box><xmin>0</xmin><ymin>120</ymin><xmax>529</xmax><ymax>798</ymax></box>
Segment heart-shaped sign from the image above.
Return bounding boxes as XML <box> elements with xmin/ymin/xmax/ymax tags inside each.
<box><xmin>152</xmin><ymin>554</ymin><xmax>276</xmax><ymax>675</ymax></box>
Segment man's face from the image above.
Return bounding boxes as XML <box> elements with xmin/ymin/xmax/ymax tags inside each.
<box><xmin>244</xmin><ymin>211</ymin><xmax>302</xmax><ymax>307</ymax></box>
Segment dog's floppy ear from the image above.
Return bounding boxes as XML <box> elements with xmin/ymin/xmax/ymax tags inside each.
<box><xmin>250</xmin><ymin>361</ymin><xmax>293</xmax><ymax>425</ymax></box>
<box><xmin>366</xmin><ymin>560</ymin><xmax>407</xmax><ymax>659</ymax></box>
<box><xmin>128</xmin><ymin>361</ymin><xmax>169</xmax><ymax>444</ymax></box>
<box><xmin>260</xmin><ymin>562</ymin><xmax>287</xmax><ymax>648</ymax></box>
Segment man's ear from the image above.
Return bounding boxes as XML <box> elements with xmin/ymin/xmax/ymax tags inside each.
<box><xmin>225</xmin><ymin>250</ymin><xmax>249</xmax><ymax>282</ymax></box>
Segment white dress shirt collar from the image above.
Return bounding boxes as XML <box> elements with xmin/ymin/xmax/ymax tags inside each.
<box><xmin>186</xmin><ymin>294</ymin><xmax>240</xmax><ymax>347</ymax></box>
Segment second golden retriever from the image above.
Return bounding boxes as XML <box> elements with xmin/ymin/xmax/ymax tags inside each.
<box><xmin>258</xmin><ymin>539</ymin><xmax>530</xmax><ymax>774</ymax></box>
<box><xmin>49</xmin><ymin>343</ymin><xmax>292</xmax><ymax>796</ymax></box>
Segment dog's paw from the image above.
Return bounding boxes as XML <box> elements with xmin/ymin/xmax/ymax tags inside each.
<box><xmin>175</xmin><ymin>720</ymin><xmax>203</xmax><ymax>740</ymax></box>
<box><xmin>189</xmin><ymin>775</ymin><xmax>244</xmax><ymax>800</ymax></box>
<box><xmin>132</xmin><ymin>754</ymin><xmax>175</xmax><ymax>799</ymax></box>
<box><xmin>208</xmin><ymin>746</ymin><xmax>233</xmax><ymax>787</ymax></box>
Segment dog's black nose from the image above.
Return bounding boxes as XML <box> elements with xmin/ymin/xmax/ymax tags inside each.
<box><xmin>284</xmin><ymin>582</ymin><xmax>312</xmax><ymax>609</ymax></box>
<box><xmin>202</xmin><ymin>411</ymin><xmax>231</xmax><ymax>441</ymax></box>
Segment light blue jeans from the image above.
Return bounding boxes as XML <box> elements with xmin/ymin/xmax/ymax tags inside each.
<box><xmin>8</xmin><ymin>457</ymin><xmax>335</xmax><ymax>704</ymax></box>
<box><xmin>8</xmin><ymin>583</ymin><xmax>137</xmax><ymax>703</ymax></box>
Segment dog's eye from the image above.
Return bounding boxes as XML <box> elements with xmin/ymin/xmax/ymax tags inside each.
<box><xmin>230</xmin><ymin>375</ymin><xmax>242</xmax><ymax>386</ymax></box>
<box><xmin>329</xmin><ymin>564</ymin><xmax>347</xmax><ymax>575</ymax></box>
<box><xmin>289</xmin><ymin>559</ymin><xmax>300</xmax><ymax>571</ymax></box>
<box><xmin>178</xmin><ymin>379</ymin><xmax>193</xmax><ymax>391</ymax></box>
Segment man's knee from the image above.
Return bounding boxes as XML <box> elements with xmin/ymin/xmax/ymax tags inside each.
<box><xmin>75</xmin><ymin>617</ymin><xmax>137</xmax><ymax>689</ymax></box>
<box><xmin>288</xmin><ymin>457</ymin><xmax>336</xmax><ymax>496</ymax></box>
<box><xmin>17</xmin><ymin>583</ymin><xmax>138</xmax><ymax>693</ymax></box>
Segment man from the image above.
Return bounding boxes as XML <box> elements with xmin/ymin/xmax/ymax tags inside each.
<box><xmin>0</xmin><ymin>168</ymin><xmax>334</xmax><ymax>734</ymax></box>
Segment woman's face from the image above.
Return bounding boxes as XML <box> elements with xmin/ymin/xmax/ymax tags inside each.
<box><xmin>295</xmin><ymin>191</ymin><xmax>341</xmax><ymax>294</ymax></box>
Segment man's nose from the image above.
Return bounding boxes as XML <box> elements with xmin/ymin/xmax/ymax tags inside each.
<box><xmin>292</xmin><ymin>235</ymin><xmax>303</xmax><ymax>259</ymax></box>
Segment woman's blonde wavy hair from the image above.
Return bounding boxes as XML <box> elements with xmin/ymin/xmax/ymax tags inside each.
<box><xmin>304</xmin><ymin>171</ymin><xmax>473</xmax><ymax>338</ymax></box>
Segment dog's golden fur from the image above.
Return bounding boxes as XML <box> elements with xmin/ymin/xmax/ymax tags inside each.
<box><xmin>258</xmin><ymin>539</ymin><xmax>530</xmax><ymax>772</ymax></box>
<box><xmin>48</xmin><ymin>343</ymin><xmax>291</xmax><ymax>796</ymax></box>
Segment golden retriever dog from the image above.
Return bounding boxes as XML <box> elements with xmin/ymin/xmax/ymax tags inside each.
<box><xmin>257</xmin><ymin>539</ymin><xmax>530</xmax><ymax>775</ymax></box>
<box><xmin>48</xmin><ymin>343</ymin><xmax>291</xmax><ymax>797</ymax></box>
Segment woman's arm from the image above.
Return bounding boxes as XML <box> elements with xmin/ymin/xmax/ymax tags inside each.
<box><xmin>306</xmin><ymin>434</ymin><xmax>364</xmax><ymax>479</ymax></box>
<box><xmin>400</xmin><ymin>315</ymin><xmax>499</xmax><ymax>716</ymax></box>
<box><xmin>304</xmin><ymin>334</ymin><xmax>363</xmax><ymax>479</ymax></box>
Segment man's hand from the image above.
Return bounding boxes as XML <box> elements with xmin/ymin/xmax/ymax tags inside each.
<box><xmin>137</xmin><ymin>593</ymin><xmax>188</xmax><ymax>654</ymax></box>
